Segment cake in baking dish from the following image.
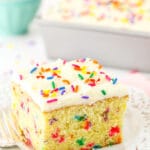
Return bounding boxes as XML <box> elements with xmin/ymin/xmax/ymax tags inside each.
<box><xmin>41</xmin><ymin>0</ymin><xmax>150</xmax><ymax>32</ymax></box>
<box><xmin>11</xmin><ymin>58</ymin><xmax>128</xmax><ymax>150</ymax></box>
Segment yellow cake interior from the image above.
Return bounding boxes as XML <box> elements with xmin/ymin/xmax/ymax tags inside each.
<box><xmin>12</xmin><ymin>82</ymin><xmax>128</xmax><ymax>150</ymax></box>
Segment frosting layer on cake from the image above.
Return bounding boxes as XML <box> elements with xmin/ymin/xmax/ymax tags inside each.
<box><xmin>41</xmin><ymin>0</ymin><xmax>150</xmax><ymax>33</ymax></box>
<box><xmin>13</xmin><ymin>58</ymin><xmax>128</xmax><ymax>112</ymax></box>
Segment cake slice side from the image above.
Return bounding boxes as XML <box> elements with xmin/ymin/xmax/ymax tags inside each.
<box><xmin>11</xmin><ymin>82</ymin><xmax>128</xmax><ymax>150</ymax></box>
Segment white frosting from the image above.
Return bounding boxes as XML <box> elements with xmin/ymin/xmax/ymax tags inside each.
<box><xmin>13</xmin><ymin>58</ymin><xmax>128</xmax><ymax>112</ymax></box>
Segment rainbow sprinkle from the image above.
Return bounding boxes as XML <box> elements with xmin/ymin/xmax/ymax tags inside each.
<box><xmin>19</xmin><ymin>74</ymin><xmax>23</xmax><ymax>80</ymax></box>
<box><xmin>61</xmin><ymin>90</ymin><xmax>66</xmax><ymax>95</ymax></box>
<box><xmin>74</xmin><ymin>114</ymin><xmax>87</xmax><ymax>121</ymax></box>
<box><xmin>76</xmin><ymin>137</ymin><xmax>86</xmax><ymax>146</ymax></box>
<box><xmin>62</xmin><ymin>79</ymin><xmax>70</xmax><ymax>85</ymax></box>
<box><xmin>46</xmin><ymin>99</ymin><xmax>58</xmax><ymax>104</ymax></box>
<box><xmin>53</xmin><ymin>67</ymin><xmax>58</xmax><ymax>70</ymax></box>
<box><xmin>74</xmin><ymin>85</ymin><xmax>79</xmax><ymax>93</ymax></box>
<box><xmin>71</xmin><ymin>85</ymin><xmax>75</xmax><ymax>92</ymax></box>
<box><xmin>30</xmin><ymin>67</ymin><xmax>37</xmax><ymax>74</ymax></box>
<box><xmin>79</xmin><ymin>58</ymin><xmax>86</xmax><ymax>62</ymax></box>
<box><xmin>101</xmin><ymin>90</ymin><xmax>107</xmax><ymax>95</ymax></box>
<box><xmin>63</xmin><ymin>59</ymin><xmax>67</xmax><ymax>64</ymax></box>
<box><xmin>99</xmin><ymin>71</ymin><xmax>105</xmax><ymax>74</ymax></box>
<box><xmin>109</xmin><ymin>142</ymin><xmax>114</xmax><ymax>146</ymax></box>
<box><xmin>36</xmin><ymin>75</ymin><xmax>45</xmax><ymax>79</ymax></box>
<box><xmin>92</xmin><ymin>144</ymin><xmax>102</xmax><ymax>149</ymax></box>
<box><xmin>49</xmin><ymin>118</ymin><xmax>58</xmax><ymax>125</ymax></box>
<box><xmin>72</xmin><ymin>64</ymin><xmax>81</xmax><ymax>71</ymax></box>
<box><xmin>81</xmin><ymin>96</ymin><xmax>89</xmax><ymax>99</ymax></box>
<box><xmin>58</xmin><ymin>86</ymin><xmax>65</xmax><ymax>91</ymax></box>
<box><xmin>41</xmin><ymin>89</ymin><xmax>50</xmax><ymax>97</ymax></box>
<box><xmin>78</xmin><ymin>73</ymin><xmax>84</xmax><ymax>80</ymax></box>
<box><xmin>47</xmin><ymin>76</ymin><xmax>54</xmax><ymax>80</ymax></box>
<box><xmin>71</xmin><ymin>85</ymin><xmax>79</xmax><ymax>93</ymax></box>
<box><xmin>51</xmin><ymin>81</ymin><xmax>56</xmax><ymax>89</ymax></box>
<box><xmin>112</xmin><ymin>78</ymin><xmax>118</xmax><ymax>85</ymax></box>
<box><xmin>105</xmin><ymin>75</ymin><xmax>111</xmax><ymax>81</ymax></box>
<box><xmin>89</xmin><ymin>72</ymin><xmax>95</xmax><ymax>78</ymax></box>
<box><xmin>109</xmin><ymin>126</ymin><xmax>120</xmax><ymax>137</ymax></box>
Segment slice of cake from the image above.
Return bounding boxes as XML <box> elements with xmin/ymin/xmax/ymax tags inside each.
<box><xmin>11</xmin><ymin>58</ymin><xmax>128</xmax><ymax>150</ymax></box>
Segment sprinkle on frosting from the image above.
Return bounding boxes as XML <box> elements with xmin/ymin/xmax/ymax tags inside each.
<box><xmin>99</xmin><ymin>71</ymin><xmax>105</xmax><ymax>74</ymax></box>
<box><xmin>51</xmin><ymin>81</ymin><xmax>56</xmax><ymax>89</ymax></box>
<box><xmin>78</xmin><ymin>73</ymin><xmax>84</xmax><ymax>80</ymax></box>
<box><xmin>71</xmin><ymin>85</ymin><xmax>75</xmax><ymax>92</ymax></box>
<box><xmin>58</xmin><ymin>86</ymin><xmax>65</xmax><ymax>91</ymax></box>
<box><xmin>81</xmin><ymin>96</ymin><xmax>89</xmax><ymax>99</ymax></box>
<box><xmin>101</xmin><ymin>89</ymin><xmax>107</xmax><ymax>96</ymax></box>
<box><xmin>105</xmin><ymin>75</ymin><xmax>112</xmax><ymax>81</ymax></box>
<box><xmin>112</xmin><ymin>78</ymin><xmax>118</xmax><ymax>85</ymax></box>
<box><xmin>19</xmin><ymin>74</ymin><xmax>23</xmax><ymax>80</ymax></box>
<box><xmin>46</xmin><ymin>99</ymin><xmax>58</xmax><ymax>104</ymax></box>
<box><xmin>93</xmin><ymin>59</ymin><xmax>99</xmax><ymax>64</ymax></box>
<box><xmin>53</xmin><ymin>67</ymin><xmax>58</xmax><ymax>70</ymax></box>
<box><xmin>41</xmin><ymin>89</ymin><xmax>50</xmax><ymax>97</ymax></box>
<box><xmin>89</xmin><ymin>72</ymin><xmax>95</xmax><ymax>78</ymax></box>
<box><xmin>83</xmin><ymin>120</ymin><xmax>92</xmax><ymax>130</ymax></box>
<box><xmin>72</xmin><ymin>64</ymin><xmax>81</xmax><ymax>71</ymax></box>
<box><xmin>63</xmin><ymin>59</ymin><xmax>67</xmax><ymax>64</ymax></box>
<box><xmin>36</xmin><ymin>75</ymin><xmax>45</xmax><ymax>79</ymax></box>
<box><xmin>47</xmin><ymin>76</ymin><xmax>54</xmax><ymax>80</ymax></box>
<box><xmin>86</xmin><ymin>142</ymin><xmax>95</xmax><ymax>148</ymax></box>
<box><xmin>78</xmin><ymin>58</ymin><xmax>86</xmax><ymax>62</ymax></box>
<box><xmin>62</xmin><ymin>79</ymin><xmax>70</xmax><ymax>85</ymax></box>
<box><xmin>61</xmin><ymin>90</ymin><xmax>66</xmax><ymax>95</ymax></box>
<box><xmin>30</xmin><ymin>67</ymin><xmax>37</xmax><ymax>74</ymax></box>
<box><xmin>74</xmin><ymin>85</ymin><xmax>79</xmax><ymax>93</ymax></box>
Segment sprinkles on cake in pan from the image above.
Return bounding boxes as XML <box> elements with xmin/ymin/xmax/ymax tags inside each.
<box><xmin>42</xmin><ymin>0</ymin><xmax>150</xmax><ymax>32</ymax></box>
<box><xmin>30</xmin><ymin>67</ymin><xmax>38</xmax><ymax>74</ymax></box>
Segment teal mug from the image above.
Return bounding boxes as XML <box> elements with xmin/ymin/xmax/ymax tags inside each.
<box><xmin>0</xmin><ymin>0</ymin><xmax>41</xmax><ymax>35</ymax></box>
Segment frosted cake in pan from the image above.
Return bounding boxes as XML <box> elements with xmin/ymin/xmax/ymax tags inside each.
<box><xmin>41</xmin><ymin>0</ymin><xmax>150</xmax><ymax>32</ymax></box>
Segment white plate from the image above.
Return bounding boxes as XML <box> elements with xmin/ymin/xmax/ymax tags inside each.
<box><xmin>0</xmin><ymin>106</ymin><xmax>143</xmax><ymax>150</ymax></box>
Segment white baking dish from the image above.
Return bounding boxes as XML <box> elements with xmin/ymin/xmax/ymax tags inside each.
<box><xmin>36</xmin><ymin>19</ymin><xmax>150</xmax><ymax>72</ymax></box>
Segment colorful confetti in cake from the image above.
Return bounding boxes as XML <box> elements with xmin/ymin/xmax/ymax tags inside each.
<box><xmin>41</xmin><ymin>0</ymin><xmax>150</xmax><ymax>32</ymax></box>
<box><xmin>11</xmin><ymin>58</ymin><xmax>128</xmax><ymax>149</ymax></box>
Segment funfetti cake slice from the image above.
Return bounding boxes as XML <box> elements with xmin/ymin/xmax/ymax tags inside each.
<box><xmin>11</xmin><ymin>58</ymin><xmax>128</xmax><ymax>150</ymax></box>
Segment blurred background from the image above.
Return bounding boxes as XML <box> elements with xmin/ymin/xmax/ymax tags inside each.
<box><xmin>0</xmin><ymin>0</ymin><xmax>150</xmax><ymax>83</ymax></box>
<box><xmin>0</xmin><ymin>0</ymin><xmax>150</xmax><ymax>70</ymax></box>
<box><xmin>38</xmin><ymin>0</ymin><xmax>150</xmax><ymax>72</ymax></box>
